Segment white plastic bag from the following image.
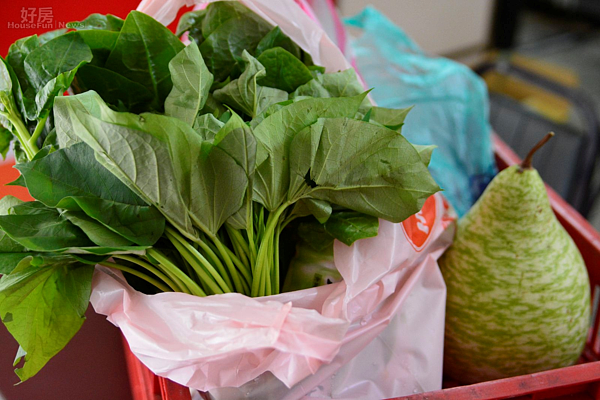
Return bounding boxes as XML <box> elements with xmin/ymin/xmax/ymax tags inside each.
<box><xmin>90</xmin><ymin>1</ymin><xmax>457</xmax><ymax>398</ymax></box>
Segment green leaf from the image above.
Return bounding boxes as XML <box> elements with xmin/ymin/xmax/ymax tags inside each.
<box><xmin>0</xmin><ymin>125</ymin><xmax>11</xmax><ymax>159</ymax></box>
<box><xmin>193</xmin><ymin>113</ymin><xmax>224</xmax><ymax>141</ymax></box>
<box><xmin>15</xmin><ymin>138</ymin><xmax>165</xmax><ymax>246</ymax></box>
<box><xmin>38</xmin><ymin>29</ymin><xmax>69</xmax><ymax>45</ymax></box>
<box><xmin>201</xmin><ymin>2</ymin><xmax>255</xmax><ymax>38</ymax></box>
<box><xmin>370</xmin><ymin>106</ymin><xmax>412</xmax><ymax>131</ymax></box>
<box><xmin>296</xmin><ymin>211</ymin><xmax>379</xmax><ymax>250</ymax></box>
<box><xmin>176</xmin><ymin>9</ymin><xmax>206</xmax><ymax>38</ymax></box>
<box><xmin>415</xmin><ymin>144</ymin><xmax>436</xmax><ymax>167</ymax></box>
<box><xmin>0</xmin><ymin>195</ymin><xmax>23</xmax><ymax>214</ymax></box>
<box><xmin>292</xmin><ymin>68</ymin><xmax>366</xmax><ymax>100</ymax></box>
<box><xmin>291</xmin><ymin>78</ymin><xmax>330</xmax><ymax>99</ymax></box>
<box><xmin>0</xmin><ymin>57</ymin><xmax>13</xmax><ymax>96</ymax></box>
<box><xmin>6</xmin><ymin>36</ymin><xmax>39</xmax><ymax>118</ymax></box>
<box><xmin>72</xmin><ymin>64</ymin><xmax>154</xmax><ymax>113</ymax></box>
<box><xmin>165</xmin><ymin>42</ymin><xmax>214</xmax><ymax>126</ymax></box>
<box><xmin>297</xmin><ymin>220</ymin><xmax>334</xmax><ymax>252</ymax></box>
<box><xmin>34</xmin><ymin>61</ymin><xmax>87</xmax><ymax>118</ymax></box>
<box><xmin>317</xmin><ymin>68</ymin><xmax>365</xmax><ymax>98</ymax></box>
<box><xmin>104</xmin><ymin>11</ymin><xmax>184</xmax><ymax>111</ymax></box>
<box><xmin>256</xmin><ymin>47</ymin><xmax>313</xmax><ymax>93</ymax></box>
<box><xmin>0</xmin><ymin>197</ymin><xmax>27</xmax><ymax>258</ymax></box>
<box><xmin>289</xmin><ymin>117</ymin><xmax>440</xmax><ymax>222</ymax></box>
<box><xmin>321</xmin><ymin>211</ymin><xmax>379</xmax><ymax>246</ymax></box>
<box><xmin>5</xmin><ymin>174</ymin><xmax>26</xmax><ymax>187</ymax></box>
<box><xmin>62</xmin><ymin>210</ymin><xmax>133</xmax><ymax>247</ymax></box>
<box><xmin>256</xmin><ymin>26</ymin><xmax>301</xmax><ymax>58</ymax></box>
<box><xmin>252</xmin><ymin>93</ymin><xmax>367</xmax><ymax>211</ymax></box>
<box><xmin>0</xmin><ymin>259</ymin><xmax>93</xmax><ymax>381</ymax></box>
<box><xmin>0</xmin><ymin>252</ymin><xmax>74</xmax><ymax>275</ymax></box>
<box><xmin>16</xmin><ymin>141</ymin><xmax>147</xmax><ymax>206</ymax></box>
<box><xmin>54</xmin><ymin>92</ymin><xmax>195</xmax><ymax>235</ymax></box>
<box><xmin>199</xmin><ymin>3</ymin><xmax>273</xmax><ymax>82</ymax></box>
<box><xmin>294</xmin><ymin>199</ymin><xmax>332</xmax><ymax>224</ymax></box>
<box><xmin>213</xmin><ymin>51</ymin><xmax>288</xmax><ymax>118</ymax></box>
<box><xmin>0</xmin><ymin>254</ymin><xmax>32</xmax><ymax>275</ymax></box>
<box><xmin>214</xmin><ymin>116</ymin><xmax>256</xmax><ymax>176</ymax></box>
<box><xmin>68</xmin><ymin>14</ymin><xmax>124</xmax><ymax>31</ymax></box>
<box><xmin>198</xmin><ymin>93</ymin><xmax>227</xmax><ymax>118</ymax></box>
<box><xmin>0</xmin><ymin>202</ymin><xmax>93</xmax><ymax>251</ymax></box>
<box><xmin>24</xmin><ymin>32</ymin><xmax>92</xmax><ymax>93</ymax></box>
<box><xmin>75</xmin><ymin>30</ymin><xmax>120</xmax><ymax>67</ymax></box>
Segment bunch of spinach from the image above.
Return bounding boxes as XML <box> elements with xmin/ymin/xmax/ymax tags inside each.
<box><xmin>0</xmin><ymin>1</ymin><xmax>439</xmax><ymax>382</ymax></box>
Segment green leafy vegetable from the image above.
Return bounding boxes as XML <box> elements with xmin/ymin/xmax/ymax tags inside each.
<box><xmin>0</xmin><ymin>3</ymin><xmax>442</xmax><ymax>384</ymax></box>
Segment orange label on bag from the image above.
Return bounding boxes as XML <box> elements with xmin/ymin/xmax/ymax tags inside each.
<box><xmin>402</xmin><ymin>196</ymin><xmax>437</xmax><ymax>251</ymax></box>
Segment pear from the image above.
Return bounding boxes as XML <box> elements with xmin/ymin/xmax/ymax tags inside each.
<box><xmin>440</xmin><ymin>133</ymin><xmax>590</xmax><ymax>384</ymax></box>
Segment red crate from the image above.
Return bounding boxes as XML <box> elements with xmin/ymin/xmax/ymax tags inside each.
<box><xmin>123</xmin><ymin>135</ymin><xmax>600</xmax><ymax>400</ymax></box>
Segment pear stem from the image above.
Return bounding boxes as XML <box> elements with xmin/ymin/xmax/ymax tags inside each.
<box><xmin>520</xmin><ymin>132</ymin><xmax>555</xmax><ymax>170</ymax></box>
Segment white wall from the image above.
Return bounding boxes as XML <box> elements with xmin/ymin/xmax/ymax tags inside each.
<box><xmin>339</xmin><ymin>0</ymin><xmax>495</xmax><ymax>55</ymax></box>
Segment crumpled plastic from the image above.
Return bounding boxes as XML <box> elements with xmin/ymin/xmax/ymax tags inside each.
<box><xmin>92</xmin><ymin>194</ymin><xmax>454</xmax><ymax>398</ymax></box>
<box><xmin>90</xmin><ymin>1</ymin><xmax>457</xmax><ymax>398</ymax></box>
<box><xmin>344</xmin><ymin>7</ymin><xmax>497</xmax><ymax>216</ymax></box>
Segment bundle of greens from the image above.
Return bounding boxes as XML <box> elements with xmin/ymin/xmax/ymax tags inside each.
<box><xmin>0</xmin><ymin>2</ymin><xmax>439</xmax><ymax>382</ymax></box>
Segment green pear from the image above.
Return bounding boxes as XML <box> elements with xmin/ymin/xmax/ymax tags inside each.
<box><xmin>440</xmin><ymin>133</ymin><xmax>590</xmax><ymax>384</ymax></box>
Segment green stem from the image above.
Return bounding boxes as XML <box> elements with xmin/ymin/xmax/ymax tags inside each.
<box><xmin>222</xmin><ymin>243</ymin><xmax>252</xmax><ymax>287</ymax></box>
<box><xmin>206</xmin><ymin>232</ymin><xmax>246</xmax><ymax>294</ymax></box>
<box><xmin>147</xmin><ymin>249</ymin><xmax>206</xmax><ymax>297</ymax></box>
<box><xmin>194</xmin><ymin>233</ymin><xmax>234</xmax><ymax>290</ymax></box>
<box><xmin>0</xmin><ymin>109</ymin><xmax>37</xmax><ymax>160</ymax></box>
<box><xmin>227</xmin><ymin>226</ymin><xmax>250</xmax><ymax>273</ymax></box>
<box><xmin>99</xmin><ymin>261</ymin><xmax>171</xmax><ymax>293</ymax></box>
<box><xmin>165</xmin><ymin>228</ymin><xmax>231</xmax><ymax>294</ymax></box>
<box><xmin>145</xmin><ymin>256</ymin><xmax>189</xmax><ymax>294</ymax></box>
<box><xmin>112</xmin><ymin>254</ymin><xmax>179</xmax><ymax>292</ymax></box>
<box><xmin>226</xmin><ymin>225</ymin><xmax>250</xmax><ymax>263</ymax></box>
<box><xmin>273</xmin><ymin>220</ymin><xmax>282</xmax><ymax>294</ymax></box>
<box><xmin>252</xmin><ymin>203</ymin><xmax>290</xmax><ymax>297</ymax></box>
<box><xmin>28</xmin><ymin>112</ymin><xmax>48</xmax><ymax>147</ymax></box>
<box><xmin>246</xmin><ymin>195</ymin><xmax>257</xmax><ymax>268</ymax></box>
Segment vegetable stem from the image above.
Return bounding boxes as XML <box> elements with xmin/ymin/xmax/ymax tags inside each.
<box><xmin>273</xmin><ymin>220</ymin><xmax>282</xmax><ymax>294</ymax></box>
<box><xmin>165</xmin><ymin>228</ymin><xmax>231</xmax><ymax>294</ymax></box>
<box><xmin>246</xmin><ymin>193</ymin><xmax>257</xmax><ymax>268</ymax></box>
<box><xmin>147</xmin><ymin>249</ymin><xmax>206</xmax><ymax>297</ymax></box>
<box><xmin>0</xmin><ymin>108</ymin><xmax>38</xmax><ymax>160</ymax></box>
<box><xmin>99</xmin><ymin>261</ymin><xmax>171</xmax><ymax>293</ymax></box>
<box><xmin>252</xmin><ymin>203</ymin><xmax>290</xmax><ymax>297</ymax></box>
<box><xmin>112</xmin><ymin>254</ymin><xmax>179</xmax><ymax>292</ymax></box>
<box><xmin>206</xmin><ymin>232</ymin><xmax>247</xmax><ymax>294</ymax></box>
<box><xmin>226</xmin><ymin>225</ymin><xmax>250</xmax><ymax>264</ymax></box>
<box><xmin>193</xmin><ymin>233</ymin><xmax>234</xmax><ymax>290</ymax></box>
<box><xmin>28</xmin><ymin>112</ymin><xmax>49</xmax><ymax>147</ymax></box>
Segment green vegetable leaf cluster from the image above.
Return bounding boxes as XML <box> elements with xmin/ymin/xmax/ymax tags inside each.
<box><xmin>0</xmin><ymin>1</ymin><xmax>440</xmax><ymax>383</ymax></box>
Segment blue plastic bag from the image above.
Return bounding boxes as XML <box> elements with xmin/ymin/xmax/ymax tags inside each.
<box><xmin>345</xmin><ymin>7</ymin><xmax>496</xmax><ymax>216</ymax></box>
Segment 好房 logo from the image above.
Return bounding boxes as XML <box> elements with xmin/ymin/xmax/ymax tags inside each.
<box><xmin>8</xmin><ymin>7</ymin><xmax>66</xmax><ymax>29</ymax></box>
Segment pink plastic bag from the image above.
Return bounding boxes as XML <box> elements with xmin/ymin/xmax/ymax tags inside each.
<box><xmin>90</xmin><ymin>1</ymin><xmax>457</xmax><ymax>398</ymax></box>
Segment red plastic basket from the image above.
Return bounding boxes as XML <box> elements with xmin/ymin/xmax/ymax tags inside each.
<box><xmin>123</xmin><ymin>135</ymin><xmax>600</xmax><ymax>400</ymax></box>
